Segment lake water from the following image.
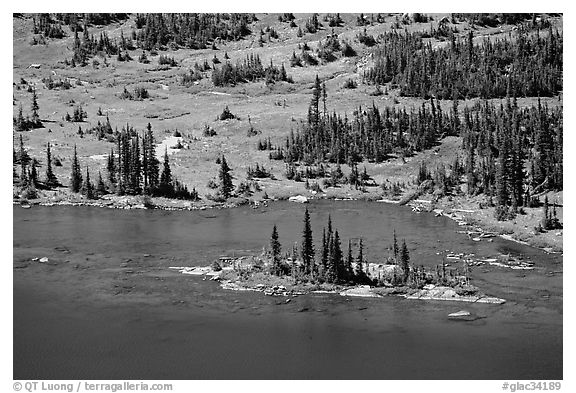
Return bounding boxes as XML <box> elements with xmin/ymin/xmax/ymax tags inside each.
<box><xmin>13</xmin><ymin>201</ymin><xmax>562</xmax><ymax>379</ymax></box>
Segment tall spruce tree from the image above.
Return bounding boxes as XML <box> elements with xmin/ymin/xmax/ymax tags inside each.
<box><xmin>270</xmin><ymin>224</ymin><xmax>282</xmax><ymax>275</ymax></box>
<box><xmin>31</xmin><ymin>88</ymin><xmax>41</xmax><ymax>127</ymax></box>
<box><xmin>218</xmin><ymin>155</ymin><xmax>234</xmax><ymax>199</ymax></box>
<box><xmin>96</xmin><ymin>170</ymin><xmax>107</xmax><ymax>195</ymax></box>
<box><xmin>70</xmin><ymin>145</ymin><xmax>82</xmax><ymax>193</ymax></box>
<box><xmin>301</xmin><ymin>207</ymin><xmax>315</xmax><ymax>276</ymax></box>
<box><xmin>106</xmin><ymin>148</ymin><xmax>116</xmax><ymax>187</ymax></box>
<box><xmin>400</xmin><ymin>239</ymin><xmax>410</xmax><ymax>283</ymax></box>
<box><xmin>354</xmin><ymin>238</ymin><xmax>365</xmax><ymax>282</ymax></box>
<box><xmin>29</xmin><ymin>158</ymin><xmax>39</xmax><ymax>187</ymax></box>
<box><xmin>345</xmin><ymin>239</ymin><xmax>354</xmax><ymax>282</ymax></box>
<box><xmin>332</xmin><ymin>230</ymin><xmax>343</xmax><ymax>282</ymax></box>
<box><xmin>82</xmin><ymin>166</ymin><xmax>94</xmax><ymax>199</ymax></box>
<box><xmin>45</xmin><ymin>142</ymin><xmax>59</xmax><ymax>187</ymax></box>
<box><xmin>159</xmin><ymin>147</ymin><xmax>173</xmax><ymax>196</ymax></box>
<box><xmin>392</xmin><ymin>230</ymin><xmax>399</xmax><ymax>262</ymax></box>
<box><xmin>147</xmin><ymin>127</ymin><xmax>160</xmax><ymax>192</ymax></box>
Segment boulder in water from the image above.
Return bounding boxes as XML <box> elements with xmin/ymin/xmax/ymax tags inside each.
<box><xmin>448</xmin><ymin>310</ymin><xmax>479</xmax><ymax>321</ymax></box>
<box><xmin>448</xmin><ymin>310</ymin><xmax>471</xmax><ymax>318</ymax></box>
<box><xmin>289</xmin><ymin>195</ymin><xmax>308</xmax><ymax>203</ymax></box>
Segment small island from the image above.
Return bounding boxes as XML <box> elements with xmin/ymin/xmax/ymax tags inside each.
<box><xmin>171</xmin><ymin>207</ymin><xmax>505</xmax><ymax>305</ymax></box>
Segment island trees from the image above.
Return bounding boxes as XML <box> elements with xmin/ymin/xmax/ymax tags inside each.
<box><xmin>263</xmin><ymin>212</ymin><xmax>418</xmax><ymax>288</ymax></box>
<box><xmin>270</xmin><ymin>224</ymin><xmax>282</xmax><ymax>275</ymax></box>
<box><xmin>301</xmin><ymin>207</ymin><xmax>315</xmax><ymax>275</ymax></box>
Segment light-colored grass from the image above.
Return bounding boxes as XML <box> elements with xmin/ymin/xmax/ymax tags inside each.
<box><xmin>13</xmin><ymin>14</ymin><xmax>563</xmax><ymax>250</ymax></box>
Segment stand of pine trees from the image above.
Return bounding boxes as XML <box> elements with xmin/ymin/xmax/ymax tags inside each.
<box><xmin>65</xmin><ymin>126</ymin><xmax>198</xmax><ymax>201</ymax></box>
<box><xmin>363</xmin><ymin>26</ymin><xmax>562</xmax><ymax>99</ymax></box>
<box><xmin>134</xmin><ymin>13</ymin><xmax>255</xmax><ymax>51</ymax></box>
<box><xmin>460</xmin><ymin>97</ymin><xmax>562</xmax><ymax>218</ymax></box>
<box><xmin>274</xmin><ymin>74</ymin><xmax>561</xmax><ymax>219</ymax></box>
<box><xmin>272</xmin><ymin>75</ymin><xmax>457</xmax><ymax>165</ymax></box>
<box><xmin>267</xmin><ymin>210</ymin><xmax>415</xmax><ymax>286</ymax></box>
<box><xmin>14</xmin><ymin>89</ymin><xmax>43</xmax><ymax>131</ymax></box>
<box><xmin>211</xmin><ymin>54</ymin><xmax>291</xmax><ymax>86</ymax></box>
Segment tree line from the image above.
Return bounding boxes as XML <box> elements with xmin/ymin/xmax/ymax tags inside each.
<box><xmin>363</xmin><ymin>25</ymin><xmax>562</xmax><ymax>99</ymax></box>
<box><xmin>271</xmin><ymin>75</ymin><xmax>458</xmax><ymax>166</ymax></box>
<box><xmin>133</xmin><ymin>13</ymin><xmax>256</xmax><ymax>50</ymax></box>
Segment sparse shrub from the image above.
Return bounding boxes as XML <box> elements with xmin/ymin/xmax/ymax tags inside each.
<box><xmin>158</xmin><ymin>55</ymin><xmax>177</xmax><ymax>67</ymax></box>
<box><xmin>181</xmin><ymin>69</ymin><xmax>202</xmax><ymax>86</ymax></box>
<box><xmin>207</xmin><ymin>178</ymin><xmax>219</xmax><ymax>189</ymax></box>
<box><xmin>341</xmin><ymin>41</ymin><xmax>357</xmax><ymax>57</ymax></box>
<box><xmin>343</xmin><ymin>79</ymin><xmax>357</xmax><ymax>89</ymax></box>
<box><xmin>138</xmin><ymin>51</ymin><xmax>150</xmax><ymax>64</ymax></box>
<box><xmin>120</xmin><ymin>87</ymin><xmax>133</xmax><ymax>100</ymax></box>
<box><xmin>211</xmin><ymin>260</ymin><xmax>222</xmax><ymax>271</ymax></box>
<box><xmin>219</xmin><ymin>105</ymin><xmax>236</xmax><ymax>121</ymax></box>
<box><xmin>246</xmin><ymin>126</ymin><xmax>260</xmax><ymax>137</ymax></box>
<box><xmin>203</xmin><ymin>124</ymin><xmax>217</xmax><ymax>137</ymax></box>
<box><xmin>133</xmin><ymin>86</ymin><xmax>149</xmax><ymax>100</ymax></box>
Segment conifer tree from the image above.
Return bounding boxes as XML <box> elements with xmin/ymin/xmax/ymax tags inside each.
<box><xmin>354</xmin><ymin>241</ymin><xmax>365</xmax><ymax>282</ymax></box>
<box><xmin>29</xmin><ymin>158</ymin><xmax>39</xmax><ymax>187</ymax></box>
<box><xmin>70</xmin><ymin>145</ymin><xmax>82</xmax><ymax>193</ymax></box>
<box><xmin>96</xmin><ymin>171</ymin><xmax>107</xmax><ymax>195</ymax></box>
<box><xmin>144</xmin><ymin>123</ymin><xmax>159</xmax><ymax>193</ymax></box>
<box><xmin>400</xmin><ymin>239</ymin><xmax>410</xmax><ymax>283</ymax></box>
<box><xmin>82</xmin><ymin>166</ymin><xmax>94</xmax><ymax>199</ymax></box>
<box><xmin>301</xmin><ymin>207</ymin><xmax>315</xmax><ymax>276</ymax></box>
<box><xmin>345</xmin><ymin>239</ymin><xmax>354</xmax><ymax>281</ymax></box>
<box><xmin>332</xmin><ymin>230</ymin><xmax>343</xmax><ymax>282</ymax></box>
<box><xmin>15</xmin><ymin>104</ymin><xmax>26</xmax><ymax>131</ymax></box>
<box><xmin>270</xmin><ymin>224</ymin><xmax>282</xmax><ymax>275</ymax></box>
<box><xmin>392</xmin><ymin>230</ymin><xmax>399</xmax><ymax>262</ymax></box>
<box><xmin>218</xmin><ymin>155</ymin><xmax>234</xmax><ymax>199</ymax></box>
<box><xmin>45</xmin><ymin>142</ymin><xmax>59</xmax><ymax>187</ymax></box>
<box><xmin>159</xmin><ymin>147</ymin><xmax>172</xmax><ymax>196</ymax></box>
<box><xmin>31</xmin><ymin>88</ymin><xmax>41</xmax><ymax>127</ymax></box>
<box><xmin>17</xmin><ymin>135</ymin><xmax>30</xmax><ymax>166</ymax></box>
<box><xmin>106</xmin><ymin>149</ymin><xmax>116</xmax><ymax>186</ymax></box>
<box><xmin>320</xmin><ymin>228</ymin><xmax>328</xmax><ymax>275</ymax></box>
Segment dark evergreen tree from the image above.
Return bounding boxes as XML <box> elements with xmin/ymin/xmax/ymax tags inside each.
<box><xmin>400</xmin><ymin>239</ymin><xmax>410</xmax><ymax>283</ymax></box>
<box><xmin>354</xmin><ymin>239</ymin><xmax>365</xmax><ymax>281</ymax></box>
<box><xmin>70</xmin><ymin>145</ymin><xmax>82</xmax><ymax>193</ymax></box>
<box><xmin>392</xmin><ymin>230</ymin><xmax>399</xmax><ymax>262</ymax></box>
<box><xmin>106</xmin><ymin>149</ymin><xmax>116</xmax><ymax>186</ymax></box>
<box><xmin>270</xmin><ymin>224</ymin><xmax>282</xmax><ymax>275</ymax></box>
<box><xmin>345</xmin><ymin>239</ymin><xmax>354</xmax><ymax>282</ymax></box>
<box><xmin>218</xmin><ymin>155</ymin><xmax>234</xmax><ymax>199</ymax></box>
<box><xmin>96</xmin><ymin>170</ymin><xmax>107</xmax><ymax>195</ymax></box>
<box><xmin>159</xmin><ymin>148</ymin><xmax>172</xmax><ymax>195</ymax></box>
<box><xmin>82</xmin><ymin>166</ymin><xmax>94</xmax><ymax>199</ymax></box>
<box><xmin>45</xmin><ymin>142</ymin><xmax>59</xmax><ymax>187</ymax></box>
<box><xmin>30</xmin><ymin>88</ymin><xmax>41</xmax><ymax>128</ymax></box>
<box><xmin>29</xmin><ymin>158</ymin><xmax>39</xmax><ymax>187</ymax></box>
<box><xmin>301</xmin><ymin>207</ymin><xmax>315</xmax><ymax>276</ymax></box>
<box><xmin>332</xmin><ymin>230</ymin><xmax>344</xmax><ymax>282</ymax></box>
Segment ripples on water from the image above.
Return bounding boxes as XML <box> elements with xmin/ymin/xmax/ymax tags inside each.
<box><xmin>13</xmin><ymin>202</ymin><xmax>562</xmax><ymax>379</ymax></box>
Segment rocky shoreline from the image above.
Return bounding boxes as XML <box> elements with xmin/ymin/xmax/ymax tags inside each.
<box><xmin>169</xmin><ymin>265</ymin><xmax>506</xmax><ymax>305</ymax></box>
<box><xmin>14</xmin><ymin>185</ymin><xmax>562</xmax><ymax>253</ymax></box>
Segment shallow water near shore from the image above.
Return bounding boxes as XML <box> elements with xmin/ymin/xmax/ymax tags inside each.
<box><xmin>13</xmin><ymin>201</ymin><xmax>562</xmax><ymax>379</ymax></box>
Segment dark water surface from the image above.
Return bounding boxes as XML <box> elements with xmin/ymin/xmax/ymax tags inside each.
<box><xmin>13</xmin><ymin>201</ymin><xmax>562</xmax><ymax>379</ymax></box>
